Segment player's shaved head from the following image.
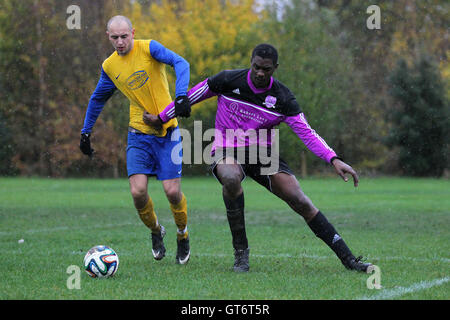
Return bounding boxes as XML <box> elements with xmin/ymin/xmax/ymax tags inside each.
<box><xmin>107</xmin><ymin>15</ymin><xmax>133</xmax><ymax>31</ymax></box>
<box><xmin>106</xmin><ymin>15</ymin><xmax>135</xmax><ymax>56</ymax></box>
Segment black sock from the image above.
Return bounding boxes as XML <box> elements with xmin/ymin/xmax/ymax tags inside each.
<box><xmin>223</xmin><ymin>192</ymin><xmax>248</xmax><ymax>250</ymax></box>
<box><xmin>307</xmin><ymin>211</ymin><xmax>353</xmax><ymax>261</ymax></box>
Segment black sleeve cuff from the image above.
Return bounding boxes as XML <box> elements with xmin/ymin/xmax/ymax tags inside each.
<box><xmin>330</xmin><ymin>156</ymin><xmax>343</xmax><ymax>164</ymax></box>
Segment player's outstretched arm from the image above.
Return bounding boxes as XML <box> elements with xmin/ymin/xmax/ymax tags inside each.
<box><xmin>284</xmin><ymin>112</ymin><xmax>359</xmax><ymax>187</ymax></box>
<box><xmin>149</xmin><ymin>40</ymin><xmax>191</xmax><ymax>117</ymax></box>
<box><xmin>157</xmin><ymin>79</ymin><xmax>216</xmax><ymax>124</ymax></box>
<box><xmin>149</xmin><ymin>40</ymin><xmax>189</xmax><ymax>98</ymax></box>
<box><xmin>80</xmin><ymin>68</ymin><xmax>116</xmax><ymax>157</ymax></box>
<box><xmin>331</xmin><ymin>157</ymin><xmax>359</xmax><ymax>187</ymax></box>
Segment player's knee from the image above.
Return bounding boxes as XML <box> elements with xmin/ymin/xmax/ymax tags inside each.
<box><xmin>288</xmin><ymin>193</ymin><xmax>315</xmax><ymax>216</ymax></box>
<box><xmin>130</xmin><ymin>184</ymin><xmax>147</xmax><ymax>202</ymax></box>
<box><xmin>221</xmin><ymin>174</ymin><xmax>242</xmax><ymax>197</ymax></box>
<box><xmin>164</xmin><ymin>185</ymin><xmax>182</xmax><ymax>204</ymax></box>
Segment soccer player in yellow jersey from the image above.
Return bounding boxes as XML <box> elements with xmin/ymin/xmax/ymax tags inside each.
<box><xmin>80</xmin><ymin>16</ymin><xmax>191</xmax><ymax>264</ymax></box>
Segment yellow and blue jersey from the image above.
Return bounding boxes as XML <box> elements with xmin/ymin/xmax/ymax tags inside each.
<box><xmin>82</xmin><ymin>39</ymin><xmax>189</xmax><ymax>137</ymax></box>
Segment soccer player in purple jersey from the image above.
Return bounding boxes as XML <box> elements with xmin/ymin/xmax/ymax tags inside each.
<box><xmin>145</xmin><ymin>44</ymin><xmax>373</xmax><ymax>273</ymax></box>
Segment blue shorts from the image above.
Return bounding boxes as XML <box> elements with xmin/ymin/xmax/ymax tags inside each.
<box><xmin>126</xmin><ymin>127</ymin><xmax>183</xmax><ymax>180</ymax></box>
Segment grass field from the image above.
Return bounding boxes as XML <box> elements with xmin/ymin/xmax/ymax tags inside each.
<box><xmin>0</xmin><ymin>176</ymin><xmax>449</xmax><ymax>300</ymax></box>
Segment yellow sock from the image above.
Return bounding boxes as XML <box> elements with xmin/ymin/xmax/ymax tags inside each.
<box><xmin>137</xmin><ymin>197</ymin><xmax>161</xmax><ymax>234</ymax></box>
<box><xmin>170</xmin><ymin>193</ymin><xmax>188</xmax><ymax>240</ymax></box>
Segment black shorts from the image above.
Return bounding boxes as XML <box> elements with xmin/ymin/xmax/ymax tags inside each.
<box><xmin>210</xmin><ymin>146</ymin><xmax>295</xmax><ymax>192</ymax></box>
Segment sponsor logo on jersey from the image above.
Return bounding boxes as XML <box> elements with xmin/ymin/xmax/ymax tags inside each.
<box><xmin>127</xmin><ymin>70</ymin><xmax>149</xmax><ymax>90</ymax></box>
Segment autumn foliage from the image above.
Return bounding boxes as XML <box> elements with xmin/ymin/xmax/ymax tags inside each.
<box><xmin>0</xmin><ymin>0</ymin><xmax>447</xmax><ymax>177</ymax></box>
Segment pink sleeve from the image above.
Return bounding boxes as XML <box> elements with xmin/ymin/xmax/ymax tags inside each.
<box><xmin>284</xmin><ymin>113</ymin><xmax>337</xmax><ymax>163</ymax></box>
<box><xmin>159</xmin><ymin>79</ymin><xmax>217</xmax><ymax>123</ymax></box>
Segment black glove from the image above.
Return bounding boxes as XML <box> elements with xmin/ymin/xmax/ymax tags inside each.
<box><xmin>174</xmin><ymin>95</ymin><xmax>191</xmax><ymax>118</ymax></box>
<box><xmin>80</xmin><ymin>133</ymin><xmax>94</xmax><ymax>157</ymax></box>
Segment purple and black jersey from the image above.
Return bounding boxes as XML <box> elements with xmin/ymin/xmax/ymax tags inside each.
<box><xmin>159</xmin><ymin>69</ymin><xmax>337</xmax><ymax>163</ymax></box>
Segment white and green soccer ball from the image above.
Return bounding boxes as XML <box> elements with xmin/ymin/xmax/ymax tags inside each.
<box><xmin>83</xmin><ymin>245</ymin><xmax>119</xmax><ymax>278</ymax></box>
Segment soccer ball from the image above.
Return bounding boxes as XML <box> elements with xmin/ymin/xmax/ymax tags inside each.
<box><xmin>83</xmin><ymin>245</ymin><xmax>119</xmax><ymax>278</ymax></box>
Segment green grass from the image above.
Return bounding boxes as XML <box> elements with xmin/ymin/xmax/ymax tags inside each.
<box><xmin>0</xmin><ymin>176</ymin><xmax>449</xmax><ymax>300</ymax></box>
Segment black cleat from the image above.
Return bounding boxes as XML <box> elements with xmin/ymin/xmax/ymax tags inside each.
<box><xmin>341</xmin><ymin>255</ymin><xmax>374</xmax><ymax>273</ymax></box>
<box><xmin>176</xmin><ymin>236</ymin><xmax>191</xmax><ymax>265</ymax></box>
<box><xmin>233</xmin><ymin>248</ymin><xmax>250</xmax><ymax>272</ymax></box>
<box><xmin>151</xmin><ymin>225</ymin><xmax>166</xmax><ymax>260</ymax></box>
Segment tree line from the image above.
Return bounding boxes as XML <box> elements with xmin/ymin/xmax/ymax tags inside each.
<box><xmin>0</xmin><ymin>0</ymin><xmax>448</xmax><ymax>178</ymax></box>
